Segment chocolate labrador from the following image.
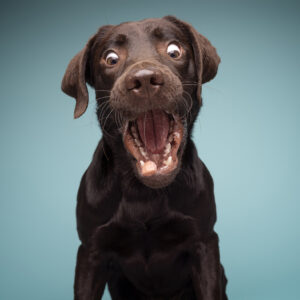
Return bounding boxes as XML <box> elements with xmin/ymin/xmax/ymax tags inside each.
<box><xmin>61</xmin><ymin>16</ymin><xmax>228</xmax><ymax>300</ymax></box>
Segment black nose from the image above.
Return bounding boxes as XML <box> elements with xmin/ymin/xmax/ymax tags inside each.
<box><xmin>125</xmin><ymin>69</ymin><xmax>164</xmax><ymax>97</ymax></box>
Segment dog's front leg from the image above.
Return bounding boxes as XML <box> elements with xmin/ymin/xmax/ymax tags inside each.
<box><xmin>191</xmin><ymin>233</ymin><xmax>227</xmax><ymax>300</ymax></box>
<box><xmin>74</xmin><ymin>244</ymin><xmax>108</xmax><ymax>300</ymax></box>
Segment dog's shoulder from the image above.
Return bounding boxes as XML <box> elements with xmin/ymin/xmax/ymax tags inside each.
<box><xmin>76</xmin><ymin>139</ymin><xmax>122</xmax><ymax>242</ymax></box>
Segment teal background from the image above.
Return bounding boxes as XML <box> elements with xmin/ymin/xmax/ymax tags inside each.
<box><xmin>1</xmin><ymin>0</ymin><xmax>299</xmax><ymax>299</ymax></box>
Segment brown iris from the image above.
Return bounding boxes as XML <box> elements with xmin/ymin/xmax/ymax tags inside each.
<box><xmin>167</xmin><ymin>43</ymin><xmax>181</xmax><ymax>59</ymax></box>
<box><xmin>105</xmin><ymin>51</ymin><xmax>119</xmax><ymax>65</ymax></box>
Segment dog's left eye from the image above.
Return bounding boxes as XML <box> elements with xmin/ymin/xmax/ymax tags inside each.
<box><xmin>105</xmin><ymin>52</ymin><xmax>119</xmax><ymax>65</ymax></box>
<box><xmin>167</xmin><ymin>43</ymin><xmax>181</xmax><ymax>59</ymax></box>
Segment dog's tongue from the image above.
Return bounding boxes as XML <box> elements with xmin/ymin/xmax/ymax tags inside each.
<box><xmin>137</xmin><ymin>110</ymin><xmax>169</xmax><ymax>154</ymax></box>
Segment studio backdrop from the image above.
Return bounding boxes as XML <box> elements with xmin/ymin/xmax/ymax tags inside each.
<box><xmin>0</xmin><ymin>0</ymin><xmax>299</xmax><ymax>299</ymax></box>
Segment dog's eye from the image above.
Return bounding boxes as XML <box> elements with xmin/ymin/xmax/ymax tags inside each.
<box><xmin>167</xmin><ymin>43</ymin><xmax>181</xmax><ymax>59</ymax></box>
<box><xmin>105</xmin><ymin>52</ymin><xmax>119</xmax><ymax>65</ymax></box>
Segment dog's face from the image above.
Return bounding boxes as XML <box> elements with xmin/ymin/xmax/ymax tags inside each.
<box><xmin>62</xmin><ymin>16</ymin><xmax>220</xmax><ymax>188</ymax></box>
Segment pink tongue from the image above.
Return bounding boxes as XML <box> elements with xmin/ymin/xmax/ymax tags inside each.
<box><xmin>137</xmin><ymin>110</ymin><xmax>169</xmax><ymax>154</ymax></box>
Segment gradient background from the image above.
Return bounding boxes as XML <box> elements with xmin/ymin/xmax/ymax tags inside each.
<box><xmin>1</xmin><ymin>0</ymin><xmax>299</xmax><ymax>299</ymax></box>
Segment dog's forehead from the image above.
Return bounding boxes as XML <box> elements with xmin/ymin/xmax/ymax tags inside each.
<box><xmin>107</xmin><ymin>18</ymin><xmax>185</xmax><ymax>45</ymax></box>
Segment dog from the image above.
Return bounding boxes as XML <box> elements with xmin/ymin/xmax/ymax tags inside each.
<box><xmin>62</xmin><ymin>16</ymin><xmax>228</xmax><ymax>300</ymax></box>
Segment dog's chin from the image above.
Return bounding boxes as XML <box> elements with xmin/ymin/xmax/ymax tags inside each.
<box><xmin>123</xmin><ymin>110</ymin><xmax>184</xmax><ymax>189</ymax></box>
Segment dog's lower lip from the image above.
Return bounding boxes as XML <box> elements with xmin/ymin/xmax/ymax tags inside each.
<box><xmin>123</xmin><ymin>111</ymin><xmax>183</xmax><ymax>178</ymax></box>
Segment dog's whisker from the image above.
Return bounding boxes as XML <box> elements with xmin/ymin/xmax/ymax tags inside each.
<box><xmin>98</xmin><ymin>101</ymin><xmax>110</xmax><ymax>120</ymax></box>
<box><xmin>101</xmin><ymin>140</ymin><xmax>110</xmax><ymax>161</ymax></box>
<box><xmin>95</xmin><ymin>96</ymin><xmax>111</xmax><ymax>101</ymax></box>
<box><xmin>180</xmin><ymin>91</ymin><xmax>193</xmax><ymax>121</ymax></box>
<box><xmin>182</xmin><ymin>90</ymin><xmax>193</xmax><ymax>111</ymax></box>
<box><xmin>99</xmin><ymin>100</ymin><xmax>122</xmax><ymax>139</ymax></box>
<box><xmin>98</xmin><ymin>106</ymin><xmax>114</xmax><ymax>134</ymax></box>
<box><xmin>95</xmin><ymin>89</ymin><xmax>112</xmax><ymax>93</ymax></box>
<box><xmin>110</xmin><ymin>97</ymin><xmax>124</xmax><ymax>130</ymax></box>
<box><xmin>182</xmin><ymin>83</ymin><xmax>199</xmax><ymax>86</ymax></box>
<box><xmin>114</xmin><ymin>110</ymin><xmax>122</xmax><ymax>130</ymax></box>
<box><xmin>101</xmin><ymin>113</ymin><xmax>115</xmax><ymax>138</ymax></box>
<box><xmin>117</xmin><ymin>111</ymin><xmax>124</xmax><ymax>130</ymax></box>
<box><xmin>97</xmin><ymin>104</ymin><xmax>110</xmax><ymax>116</ymax></box>
<box><xmin>97</xmin><ymin>98</ymin><xmax>110</xmax><ymax>107</ymax></box>
<box><xmin>181</xmin><ymin>80</ymin><xmax>201</xmax><ymax>85</ymax></box>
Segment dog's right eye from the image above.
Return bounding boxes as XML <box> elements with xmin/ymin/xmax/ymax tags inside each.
<box><xmin>167</xmin><ymin>43</ymin><xmax>182</xmax><ymax>59</ymax></box>
<box><xmin>105</xmin><ymin>52</ymin><xmax>119</xmax><ymax>66</ymax></box>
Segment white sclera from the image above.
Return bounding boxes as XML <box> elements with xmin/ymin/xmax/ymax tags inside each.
<box><xmin>167</xmin><ymin>44</ymin><xmax>181</xmax><ymax>56</ymax></box>
<box><xmin>106</xmin><ymin>52</ymin><xmax>119</xmax><ymax>63</ymax></box>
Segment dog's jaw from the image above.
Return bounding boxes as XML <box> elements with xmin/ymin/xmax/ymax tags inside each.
<box><xmin>123</xmin><ymin>110</ymin><xmax>185</xmax><ymax>188</ymax></box>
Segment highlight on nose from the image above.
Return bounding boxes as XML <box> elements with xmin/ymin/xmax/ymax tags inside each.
<box><xmin>125</xmin><ymin>69</ymin><xmax>164</xmax><ymax>97</ymax></box>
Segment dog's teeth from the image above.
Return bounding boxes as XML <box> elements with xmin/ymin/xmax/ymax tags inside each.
<box><xmin>132</xmin><ymin>131</ymin><xmax>138</xmax><ymax>139</ymax></box>
<box><xmin>163</xmin><ymin>156</ymin><xmax>173</xmax><ymax>166</ymax></box>
<box><xmin>140</xmin><ymin>160</ymin><xmax>157</xmax><ymax>177</ymax></box>
<box><xmin>134</xmin><ymin>139</ymin><xmax>141</xmax><ymax>146</ymax></box>
<box><xmin>139</xmin><ymin>147</ymin><xmax>148</xmax><ymax>158</ymax></box>
<box><xmin>174</xmin><ymin>131</ymin><xmax>180</xmax><ymax>140</ymax></box>
<box><xmin>164</xmin><ymin>143</ymin><xmax>171</xmax><ymax>155</ymax></box>
<box><xmin>131</xmin><ymin>125</ymin><xmax>138</xmax><ymax>138</ymax></box>
<box><xmin>168</xmin><ymin>135</ymin><xmax>174</xmax><ymax>142</ymax></box>
<box><xmin>140</xmin><ymin>160</ymin><xmax>145</xmax><ymax>166</ymax></box>
<box><xmin>166</xmin><ymin>156</ymin><xmax>172</xmax><ymax>166</ymax></box>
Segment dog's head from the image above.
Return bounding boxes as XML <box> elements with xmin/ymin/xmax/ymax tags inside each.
<box><xmin>62</xmin><ymin>16</ymin><xmax>220</xmax><ymax>188</ymax></box>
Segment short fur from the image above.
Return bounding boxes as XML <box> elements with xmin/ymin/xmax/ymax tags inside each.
<box><xmin>62</xmin><ymin>16</ymin><xmax>227</xmax><ymax>300</ymax></box>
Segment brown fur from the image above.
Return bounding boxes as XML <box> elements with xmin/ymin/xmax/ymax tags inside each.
<box><xmin>61</xmin><ymin>16</ymin><xmax>227</xmax><ymax>300</ymax></box>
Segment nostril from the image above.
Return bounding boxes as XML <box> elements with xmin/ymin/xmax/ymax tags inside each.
<box><xmin>126</xmin><ymin>75</ymin><xmax>142</xmax><ymax>91</ymax></box>
<box><xmin>133</xmin><ymin>79</ymin><xmax>141</xmax><ymax>90</ymax></box>
<box><xmin>126</xmin><ymin>69</ymin><xmax>164</xmax><ymax>92</ymax></box>
<box><xmin>150</xmin><ymin>72</ymin><xmax>164</xmax><ymax>86</ymax></box>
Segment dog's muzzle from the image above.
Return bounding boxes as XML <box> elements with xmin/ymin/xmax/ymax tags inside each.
<box><xmin>111</xmin><ymin>61</ymin><xmax>186</xmax><ymax>187</ymax></box>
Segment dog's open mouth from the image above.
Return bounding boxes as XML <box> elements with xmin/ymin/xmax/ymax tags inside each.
<box><xmin>123</xmin><ymin>110</ymin><xmax>183</xmax><ymax>178</ymax></box>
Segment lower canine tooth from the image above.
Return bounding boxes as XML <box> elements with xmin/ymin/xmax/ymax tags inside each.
<box><xmin>135</xmin><ymin>139</ymin><xmax>141</xmax><ymax>146</ymax></box>
<box><xmin>164</xmin><ymin>143</ymin><xmax>171</xmax><ymax>155</ymax></box>
<box><xmin>174</xmin><ymin>132</ymin><xmax>180</xmax><ymax>139</ymax></box>
<box><xmin>139</xmin><ymin>147</ymin><xmax>148</xmax><ymax>158</ymax></box>
<box><xmin>163</xmin><ymin>156</ymin><xmax>172</xmax><ymax>166</ymax></box>
<box><xmin>131</xmin><ymin>126</ymin><xmax>138</xmax><ymax>138</ymax></box>
<box><xmin>140</xmin><ymin>161</ymin><xmax>157</xmax><ymax>176</ymax></box>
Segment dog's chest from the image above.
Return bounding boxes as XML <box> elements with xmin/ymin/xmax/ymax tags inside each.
<box><xmin>92</xmin><ymin>197</ymin><xmax>198</xmax><ymax>294</ymax></box>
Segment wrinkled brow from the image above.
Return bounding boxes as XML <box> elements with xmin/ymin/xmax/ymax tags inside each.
<box><xmin>151</xmin><ymin>27</ymin><xmax>164</xmax><ymax>39</ymax></box>
<box><xmin>114</xmin><ymin>34</ymin><xmax>127</xmax><ymax>45</ymax></box>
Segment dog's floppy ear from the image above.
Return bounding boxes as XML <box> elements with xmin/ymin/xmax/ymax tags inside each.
<box><xmin>61</xmin><ymin>25</ymin><xmax>114</xmax><ymax>118</ymax></box>
<box><xmin>164</xmin><ymin>16</ymin><xmax>220</xmax><ymax>103</ymax></box>
<box><xmin>61</xmin><ymin>34</ymin><xmax>97</xmax><ymax>118</ymax></box>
